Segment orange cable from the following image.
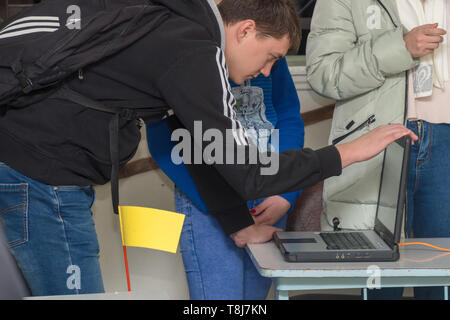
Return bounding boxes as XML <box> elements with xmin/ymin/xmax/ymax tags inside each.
<box><xmin>398</xmin><ymin>242</ymin><xmax>450</xmax><ymax>252</ymax></box>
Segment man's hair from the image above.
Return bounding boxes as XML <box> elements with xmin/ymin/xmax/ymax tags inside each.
<box><xmin>217</xmin><ymin>0</ymin><xmax>302</xmax><ymax>53</ymax></box>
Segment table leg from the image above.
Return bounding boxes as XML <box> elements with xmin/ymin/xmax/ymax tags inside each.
<box><xmin>444</xmin><ymin>286</ymin><xmax>448</xmax><ymax>301</ymax></box>
<box><xmin>363</xmin><ymin>288</ymin><xmax>368</xmax><ymax>300</ymax></box>
<box><xmin>275</xmin><ymin>289</ymin><xmax>290</xmax><ymax>300</ymax></box>
<box><xmin>274</xmin><ymin>279</ymin><xmax>289</xmax><ymax>300</ymax></box>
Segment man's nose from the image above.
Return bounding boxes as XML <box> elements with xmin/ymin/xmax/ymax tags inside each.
<box><xmin>260</xmin><ymin>62</ymin><xmax>274</xmax><ymax>77</ymax></box>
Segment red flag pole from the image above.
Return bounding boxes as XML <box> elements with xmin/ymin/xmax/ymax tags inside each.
<box><xmin>122</xmin><ymin>245</ymin><xmax>131</xmax><ymax>292</ymax></box>
<box><xmin>118</xmin><ymin>205</ymin><xmax>131</xmax><ymax>292</ymax></box>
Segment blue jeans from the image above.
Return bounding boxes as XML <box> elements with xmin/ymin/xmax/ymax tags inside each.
<box><xmin>0</xmin><ymin>162</ymin><xmax>104</xmax><ymax>296</ymax></box>
<box><xmin>175</xmin><ymin>187</ymin><xmax>287</xmax><ymax>300</ymax></box>
<box><xmin>368</xmin><ymin>121</ymin><xmax>450</xmax><ymax>300</ymax></box>
<box><xmin>406</xmin><ymin>120</ymin><xmax>450</xmax><ymax>299</ymax></box>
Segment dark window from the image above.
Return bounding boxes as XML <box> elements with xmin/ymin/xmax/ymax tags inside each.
<box><xmin>0</xmin><ymin>0</ymin><xmax>40</xmax><ymax>22</ymax></box>
<box><xmin>293</xmin><ymin>0</ymin><xmax>316</xmax><ymax>56</ymax></box>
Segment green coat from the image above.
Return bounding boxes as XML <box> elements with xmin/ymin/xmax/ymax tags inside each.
<box><xmin>306</xmin><ymin>0</ymin><xmax>418</xmax><ymax>230</ymax></box>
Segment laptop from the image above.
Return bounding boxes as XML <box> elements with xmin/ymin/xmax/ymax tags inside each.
<box><xmin>273</xmin><ymin>136</ymin><xmax>411</xmax><ymax>262</ymax></box>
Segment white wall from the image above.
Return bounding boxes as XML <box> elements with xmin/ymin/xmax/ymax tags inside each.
<box><xmin>290</xmin><ymin>65</ymin><xmax>334</xmax><ymax>150</ymax></box>
<box><xmin>91</xmin><ymin>65</ymin><xmax>334</xmax><ymax>299</ymax></box>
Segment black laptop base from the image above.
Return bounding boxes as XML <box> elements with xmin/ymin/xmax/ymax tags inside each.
<box><xmin>273</xmin><ymin>232</ymin><xmax>400</xmax><ymax>263</ymax></box>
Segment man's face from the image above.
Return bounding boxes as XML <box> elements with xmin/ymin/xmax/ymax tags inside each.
<box><xmin>224</xmin><ymin>20</ymin><xmax>290</xmax><ymax>84</ymax></box>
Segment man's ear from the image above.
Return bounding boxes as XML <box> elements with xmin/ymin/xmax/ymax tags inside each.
<box><xmin>235</xmin><ymin>19</ymin><xmax>257</xmax><ymax>44</ymax></box>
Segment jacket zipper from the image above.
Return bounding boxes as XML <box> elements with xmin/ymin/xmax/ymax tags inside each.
<box><xmin>332</xmin><ymin>115</ymin><xmax>376</xmax><ymax>145</ymax></box>
<box><xmin>376</xmin><ymin>0</ymin><xmax>398</xmax><ymax>28</ymax></box>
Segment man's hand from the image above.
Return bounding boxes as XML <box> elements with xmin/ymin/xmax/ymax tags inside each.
<box><xmin>336</xmin><ymin>124</ymin><xmax>418</xmax><ymax>169</ymax></box>
<box><xmin>404</xmin><ymin>23</ymin><xmax>446</xmax><ymax>58</ymax></box>
<box><xmin>250</xmin><ymin>196</ymin><xmax>290</xmax><ymax>226</ymax></box>
<box><xmin>230</xmin><ymin>224</ymin><xmax>283</xmax><ymax>248</ymax></box>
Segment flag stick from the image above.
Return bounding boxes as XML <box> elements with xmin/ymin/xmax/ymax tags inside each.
<box><xmin>122</xmin><ymin>245</ymin><xmax>131</xmax><ymax>292</ymax></box>
<box><xmin>118</xmin><ymin>205</ymin><xmax>131</xmax><ymax>292</ymax></box>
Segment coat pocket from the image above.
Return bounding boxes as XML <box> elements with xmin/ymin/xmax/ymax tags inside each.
<box><xmin>0</xmin><ymin>183</ymin><xmax>29</xmax><ymax>248</ymax></box>
<box><xmin>332</xmin><ymin>114</ymin><xmax>376</xmax><ymax>145</ymax></box>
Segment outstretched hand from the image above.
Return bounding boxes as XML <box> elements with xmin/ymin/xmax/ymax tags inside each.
<box><xmin>336</xmin><ymin>124</ymin><xmax>418</xmax><ymax>169</ymax></box>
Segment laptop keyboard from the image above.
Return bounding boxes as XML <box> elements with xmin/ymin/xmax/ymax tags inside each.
<box><xmin>320</xmin><ymin>232</ymin><xmax>376</xmax><ymax>250</ymax></box>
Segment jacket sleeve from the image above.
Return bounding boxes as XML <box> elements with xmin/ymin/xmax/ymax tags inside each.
<box><xmin>164</xmin><ymin>116</ymin><xmax>255</xmax><ymax>236</ymax></box>
<box><xmin>156</xmin><ymin>45</ymin><xmax>342</xmax><ymax>202</ymax></box>
<box><xmin>306</xmin><ymin>0</ymin><xmax>417</xmax><ymax>101</ymax></box>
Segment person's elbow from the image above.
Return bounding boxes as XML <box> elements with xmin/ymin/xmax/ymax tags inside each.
<box><xmin>307</xmin><ymin>72</ymin><xmax>344</xmax><ymax>101</ymax></box>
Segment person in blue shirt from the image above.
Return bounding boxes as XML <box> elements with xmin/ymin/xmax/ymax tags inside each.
<box><xmin>146</xmin><ymin>57</ymin><xmax>304</xmax><ymax>300</ymax></box>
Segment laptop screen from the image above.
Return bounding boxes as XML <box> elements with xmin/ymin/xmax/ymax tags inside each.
<box><xmin>374</xmin><ymin>136</ymin><xmax>410</xmax><ymax>248</ymax></box>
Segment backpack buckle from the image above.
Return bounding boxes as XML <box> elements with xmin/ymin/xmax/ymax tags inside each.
<box><xmin>162</xmin><ymin>109</ymin><xmax>174</xmax><ymax>120</ymax></box>
<box><xmin>17</xmin><ymin>75</ymin><xmax>34</xmax><ymax>94</ymax></box>
<box><xmin>11</xmin><ymin>62</ymin><xmax>33</xmax><ymax>94</ymax></box>
<box><xmin>11</xmin><ymin>64</ymin><xmax>33</xmax><ymax>94</ymax></box>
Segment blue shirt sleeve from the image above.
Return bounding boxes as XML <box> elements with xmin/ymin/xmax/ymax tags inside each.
<box><xmin>271</xmin><ymin>58</ymin><xmax>305</xmax><ymax>212</ymax></box>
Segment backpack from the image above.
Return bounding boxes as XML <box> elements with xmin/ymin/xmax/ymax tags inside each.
<box><xmin>0</xmin><ymin>0</ymin><xmax>171</xmax><ymax>214</ymax></box>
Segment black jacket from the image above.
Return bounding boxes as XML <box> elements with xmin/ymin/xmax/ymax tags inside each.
<box><xmin>0</xmin><ymin>0</ymin><xmax>342</xmax><ymax>234</ymax></box>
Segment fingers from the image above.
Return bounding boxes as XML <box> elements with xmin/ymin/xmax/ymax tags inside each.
<box><xmin>252</xmin><ymin>212</ymin><xmax>265</xmax><ymax>224</ymax></box>
<box><xmin>423</xmin><ymin>38</ymin><xmax>443</xmax><ymax>51</ymax></box>
<box><xmin>416</xmin><ymin>23</ymin><xmax>446</xmax><ymax>35</ymax></box>
<box><xmin>250</xmin><ymin>201</ymin><xmax>267</xmax><ymax>216</ymax></box>
<box><xmin>406</xmin><ymin>24</ymin><xmax>447</xmax><ymax>58</ymax></box>
<box><xmin>340</xmin><ymin>124</ymin><xmax>417</xmax><ymax>167</ymax></box>
<box><xmin>253</xmin><ymin>207</ymin><xmax>275</xmax><ymax>225</ymax></box>
<box><xmin>230</xmin><ymin>225</ymin><xmax>283</xmax><ymax>248</ymax></box>
<box><xmin>415</xmin><ymin>23</ymin><xmax>439</xmax><ymax>30</ymax></box>
<box><xmin>428</xmin><ymin>34</ymin><xmax>445</xmax><ymax>42</ymax></box>
<box><xmin>422</xmin><ymin>26</ymin><xmax>447</xmax><ymax>36</ymax></box>
<box><xmin>374</xmin><ymin>125</ymin><xmax>418</xmax><ymax>150</ymax></box>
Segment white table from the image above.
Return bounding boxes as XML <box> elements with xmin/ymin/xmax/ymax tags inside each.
<box><xmin>246</xmin><ymin>238</ymin><xmax>450</xmax><ymax>300</ymax></box>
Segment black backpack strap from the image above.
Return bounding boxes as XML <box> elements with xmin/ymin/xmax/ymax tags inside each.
<box><xmin>109</xmin><ymin>112</ymin><xmax>120</xmax><ymax>214</ymax></box>
<box><xmin>56</xmin><ymin>85</ymin><xmax>121</xmax><ymax>114</ymax></box>
<box><xmin>54</xmin><ymin>85</ymin><xmax>138</xmax><ymax>214</ymax></box>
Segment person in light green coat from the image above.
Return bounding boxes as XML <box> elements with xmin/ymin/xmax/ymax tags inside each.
<box><xmin>306</xmin><ymin>0</ymin><xmax>419</xmax><ymax>231</ymax></box>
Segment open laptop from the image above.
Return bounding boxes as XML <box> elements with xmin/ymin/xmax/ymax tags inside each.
<box><xmin>273</xmin><ymin>136</ymin><xmax>411</xmax><ymax>262</ymax></box>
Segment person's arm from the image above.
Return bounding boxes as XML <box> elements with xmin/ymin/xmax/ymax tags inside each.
<box><xmin>156</xmin><ymin>45</ymin><xmax>418</xmax><ymax>247</ymax></box>
<box><xmin>156</xmin><ymin>45</ymin><xmax>342</xmax><ymax>202</ymax></box>
<box><xmin>271</xmin><ymin>57</ymin><xmax>305</xmax><ymax>212</ymax></box>
<box><xmin>231</xmin><ymin>123</ymin><xmax>418</xmax><ymax>248</ymax></box>
<box><xmin>306</xmin><ymin>0</ymin><xmax>417</xmax><ymax>101</ymax></box>
<box><xmin>250</xmin><ymin>58</ymin><xmax>305</xmax><ymax>226</ymax></box>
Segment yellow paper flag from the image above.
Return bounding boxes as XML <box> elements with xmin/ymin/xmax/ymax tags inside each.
<box><xmin>118</xmin><ymin>206</ymin><xmax>185</xmax><ymax>253</ymax></box>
